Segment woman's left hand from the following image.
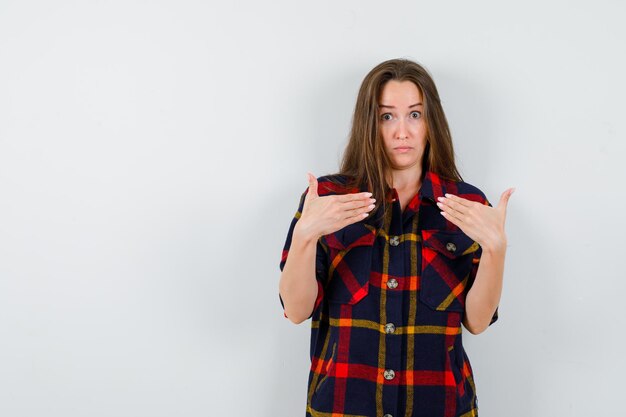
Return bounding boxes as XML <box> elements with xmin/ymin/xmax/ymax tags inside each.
<box><xmin>436</xmin><ymin>188</ymin><xmax>515</xmax><ymax>253</ymax></box>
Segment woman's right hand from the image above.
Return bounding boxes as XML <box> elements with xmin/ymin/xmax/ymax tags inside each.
<box><xmin>294</xmin><ymin>172</ymin><xmax>376</xmax><ymax>241</ymax></box>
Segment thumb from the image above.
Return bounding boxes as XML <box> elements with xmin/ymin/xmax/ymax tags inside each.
<box><xmin>306</xmin><ymin>172</ymin><xmax>319</xmax><ymax>198</ymax></box>
<box><xmin>497</xmin><ymin>187</ymin><xmax>515</xmax><ymax>212</ymax></box>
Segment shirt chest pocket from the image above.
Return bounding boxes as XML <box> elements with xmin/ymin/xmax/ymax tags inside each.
<box><xmin>419</xmin><ymin>229</ymin><xmax>480</xmax><ymax>312</ymax></box>
<box><xmin>322</xmin><ymin>223</ymin><xmax>376</xmax><ymax>305</ymax></box>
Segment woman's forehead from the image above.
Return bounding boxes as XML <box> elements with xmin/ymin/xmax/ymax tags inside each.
<box><xmin>379</xmin><ymin>80</ymin><xmax>423</xmax><ymax>105</ymax></box>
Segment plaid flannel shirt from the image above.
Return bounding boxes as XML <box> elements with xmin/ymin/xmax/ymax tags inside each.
<box><xmin>279</xmin><ymin>170</ymin><xmax>499</xmax><ymax>417</ymax></box>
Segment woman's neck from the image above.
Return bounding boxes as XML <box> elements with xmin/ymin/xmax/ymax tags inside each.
<box><xmin>388</xmin><ymin>167</ymin><xmax>423</xmax><ymax>191</ymax></box>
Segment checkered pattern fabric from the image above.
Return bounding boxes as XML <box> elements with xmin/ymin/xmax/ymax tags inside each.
<box><xmin>279</xmin><ymin>170</ymin><xmax>499</xmax><ymax>417</ymax></box>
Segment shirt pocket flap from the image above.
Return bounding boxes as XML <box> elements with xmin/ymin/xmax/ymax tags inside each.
<box><xmin>421</xmin><ymin>229</ymin><xmax>479</xmax><ymax>259</ymax></box>
<box><xmin>324</xmin><ymin>222</ymin><xmax>377</xmax><ymax>251</ymax></box>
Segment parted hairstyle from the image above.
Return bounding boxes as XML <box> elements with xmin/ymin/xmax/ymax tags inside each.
<box><xmin>325</xmin><ymin>58</ymin><xmax>464</xmax><ymax>224</ymax></box>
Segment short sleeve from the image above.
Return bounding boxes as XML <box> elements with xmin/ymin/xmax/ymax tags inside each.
<box><xmin>278</xmin><ymin>188</ymin><xmax>328</xmax><ymax>320</ymax></box>
<box><xmin>466</xmin><ymin>195</ymin><xmax>498</xmax><ymax>326</ymax></box>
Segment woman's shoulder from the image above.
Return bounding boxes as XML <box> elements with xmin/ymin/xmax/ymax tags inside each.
<box><xmin>421</xmin><ymin>171</ymin><xmax>489</xmax><ymax>206</ymax></box>
<box><xmin>450</xmin><ymin>178</ymin><xmax>490</xmax><ymax>206</ymax></box>
<box><xmin>315</xmin><ymin>173</ymin><xmax>362</xmax><ymax>197</ymax></box>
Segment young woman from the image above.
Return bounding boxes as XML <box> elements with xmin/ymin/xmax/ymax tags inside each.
<box><xmin>278</xmin><ymin>58</ymin><xmax>513</xmax><ymax>417</ymax></box>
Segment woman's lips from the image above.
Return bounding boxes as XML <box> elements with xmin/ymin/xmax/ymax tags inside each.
<box><xmin>394</xmin><ymin>147</ymin><xmax>413</xmax><ymax>153</ymax></box>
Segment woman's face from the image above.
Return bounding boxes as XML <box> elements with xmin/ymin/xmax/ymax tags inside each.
<box><xmin>378</xmin><ymin>80</ymin><xmax>428</xmax><ymax>172</ymax></box>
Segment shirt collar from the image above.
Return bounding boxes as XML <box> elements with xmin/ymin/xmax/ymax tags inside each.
<box><xmin>418</xmin><ymin>170</ymin><xmax>448</xmax><ymax>202</ymax></box>
<box><xmin>385</xmin><ymin>169</ymin><xmax>448</xmax><ymax>203</ymax></box>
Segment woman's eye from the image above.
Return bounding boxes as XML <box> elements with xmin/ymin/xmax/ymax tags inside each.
<box><xmin>381</xmin><ymin>112</ymin><xmax>420</xmax><ymax>121</ymax></box>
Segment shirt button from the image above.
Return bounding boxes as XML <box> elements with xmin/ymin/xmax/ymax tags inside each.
<box><xmin>383</xmin><ymin>369</ymin><xmax>395</xmax><ymax>380</ymax></box>
<box><xmin>385</xmin><ymin>323</ymin><xmax>395</xmax><ymax>334</ymax></box>
<box><xmin>387</xmin><ymin>278</ymin><xmax>398</xmax><ymax>289</ymax></box>
<box><xmin>389</xmin><ymin>236</ymin><xmax>400</xmax><ymax>246</ymax></box>
<box><xmin>446</xmin><ymin>242</ymin><xmax>457</xmax><ymax>252</ymax></box>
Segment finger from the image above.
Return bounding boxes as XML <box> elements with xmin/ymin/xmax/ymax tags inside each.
<box><xmin>341</xmin><ymin>208</ymin><xmax>372</xmax><ymax>227</ymax></box>
<box><xmin>437</xmin><ymin>195</ymin><xmax>467</xmax><ymax>217</ymax></box>
<box><xmin>437</xmin><ymin>200</ymin><xmax>465</xmax><ymax>224</ymax></box>
<box><xmin>497</xmin><ymin>187</ymin><xmax>515</xmax><ymax>211</ymax></box>
<box><xmin>442</xmin><ymin>193</ymin><xmax>472</xmax><ymax>208</ymax></box>
<box><xmin>336</xmin><ymin>191</ymin><xmax>373</xmax><ymax>203</ymax></box>
<box><xmin>307</xmin><ymin>172</ymin><xmax>319</xmax><ymax>198</ymax></box>
<box><xmin>341</xmin><ymin>194</ymin><xmax>376</xmax><ymax>211</ymax></box>
<box><xmin>344</xmin><ymin>200</ymin><xmax>376</xmax><ymax>218</ymax></box>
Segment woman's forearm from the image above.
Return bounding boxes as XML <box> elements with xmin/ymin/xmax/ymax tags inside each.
<box><xmin>278</xmin><ymin>224</ymin><xmax>320</xmax><ymax>324</ymax></box>
<box><xmin>463</xmin><ymin>245</ymin><xmax>506</xmax><ymax>334</ymax></box>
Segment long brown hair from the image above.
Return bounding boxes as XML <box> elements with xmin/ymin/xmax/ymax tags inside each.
<box><xmin>325</xmin><ymin>58</ymin><xmax>464</xmax><ymax>224</ymax></box>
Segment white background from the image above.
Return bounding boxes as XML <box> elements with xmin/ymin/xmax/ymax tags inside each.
<box><xmin>1</xmin><ymin>1</ymin><xmax>624</xmax><ymax>416</ymax></box>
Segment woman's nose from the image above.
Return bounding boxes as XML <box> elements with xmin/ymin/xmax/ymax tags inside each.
<box><xmin>396</xmin><ymin>118</ymin><xmax>409</xmax><ymax>139</ymax></box>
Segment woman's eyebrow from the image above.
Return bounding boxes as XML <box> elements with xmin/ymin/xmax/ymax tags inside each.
<box><xmin>379</xmin><ymin>102</ymin><xmax>423</xmax><ymax>109</ymax></box>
